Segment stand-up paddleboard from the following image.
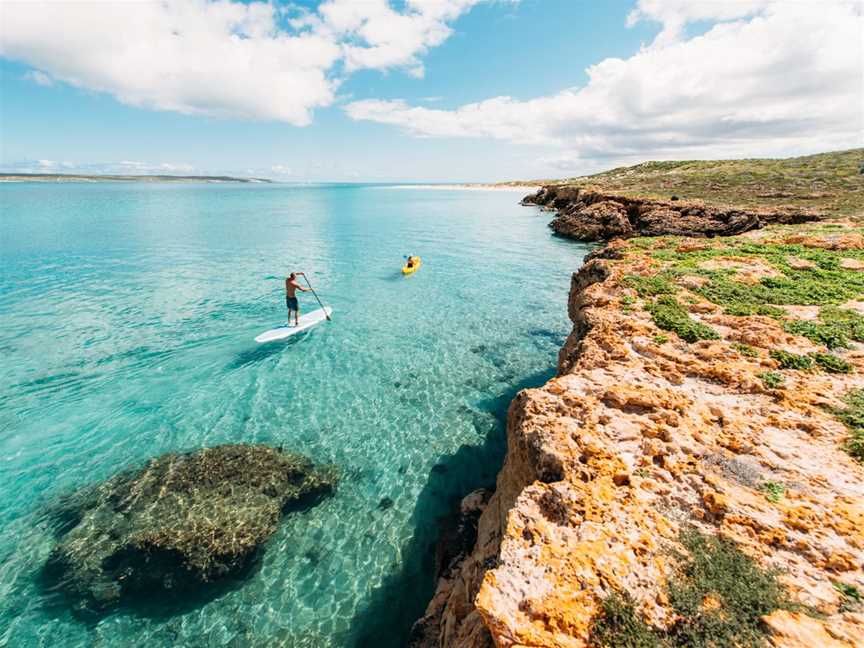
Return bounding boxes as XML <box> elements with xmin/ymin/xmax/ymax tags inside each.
<box><xmin>255</xmin><ymin>307</ymin><xmax>333</xmax><ymax>343</ymax></box>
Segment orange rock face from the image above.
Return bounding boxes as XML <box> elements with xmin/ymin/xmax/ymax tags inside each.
<box><xmin>410</xmin><ymin>228</ymin><xmax>864</xmax><ymax>648</ymax></box>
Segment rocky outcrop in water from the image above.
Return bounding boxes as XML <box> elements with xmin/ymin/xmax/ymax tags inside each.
<box><xmin>414</xmin><ymin>223</ymin><xmax>864</xmax><ymax>647</ymax></box>
<box><xmin>44</xmin><ymin>444</ymin><xmax>337</xmax><ymax>614</ymax></box>
<box><xmin>522</xmin><ymin>186</ymin><xmax>821</xmax><ymax>241</ymax></box>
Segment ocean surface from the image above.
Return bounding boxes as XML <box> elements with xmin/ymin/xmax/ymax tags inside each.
<box><xmin>0</xmin><ymin>182</ymin><xmax>589</xmax><ymax>647</ymax></box>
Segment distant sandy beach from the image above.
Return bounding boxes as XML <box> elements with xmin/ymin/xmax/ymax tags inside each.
<box><xmin>391</xmin><ymin>183</ymin><xmax>540</xmax><ymax>193</ymax></box>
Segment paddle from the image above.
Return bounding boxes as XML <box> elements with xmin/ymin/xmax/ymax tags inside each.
<box><xmin>301</xmin><ymin>274</ymin><xmax>331</xmax><ymax>321</ymax></box>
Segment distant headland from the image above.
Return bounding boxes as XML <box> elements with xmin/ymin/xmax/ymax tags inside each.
<box><xmin>0</xmin><ymin>173</ymin><xmax>273</xmax><ymax>183</ymax></box>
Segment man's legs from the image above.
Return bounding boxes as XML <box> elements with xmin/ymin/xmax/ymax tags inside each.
<box><xmin>287</xmin><ymin>296</ymin><xmax>300</xmax><ymax>326</ymax></box>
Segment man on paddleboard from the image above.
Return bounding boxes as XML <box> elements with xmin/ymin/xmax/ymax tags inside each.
<box><xmin>285</xmin><ymin>272</ymin><xmax>309</xmax><ymax>326</ymax></box>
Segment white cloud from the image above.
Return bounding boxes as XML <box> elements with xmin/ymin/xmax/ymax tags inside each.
<box><xmin>113</xmin><ymin>161</ymin><xmax>195</xmax><ymax>173</ymax></box>
<box><xmin>156</xmin><ymin>163</ymin><xmax>195</xmax><ymax>173</ymax></box>
<box><xmin>626</xmin><ymin>0</ymin><xmax>776</xmax><ymax>45</ymax></box>
<box><xmin>1</xmin><ymin>0</ymin><xmax>339</xmax><ymax>125</ymax></box>
<box><xmin>271</xmin><ymin>164</ymin><xmax>294</xmax><ymax>175</ymax></box>
<box><xmin>346</xmin><ymin>1</ymin><xmax>864</xmax><ymax>168</ymax></box>
<box><xmin>0</xmin><ymin>0</ymin><xmax>492</xmax><ymax>124</ymax></box>
<box><xmin>310</xmin><ymin>0</ymin><xmax>490</xmax><ymax>75</ymax></box>
<box><xmin>3</xmin><ymin>158</ymin><xmax>196</xmax><ymax>174</ymax></box>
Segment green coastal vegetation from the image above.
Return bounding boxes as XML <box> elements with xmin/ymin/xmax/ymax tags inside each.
<box><xmin>645</xmin><ymin>295</ymin><xmax>719</xmax><ymax>343</ymax></box>
<box><xmin>835</xmin><ymin>581</ymin><xmax>863</xmax><ymax>612</ymax></box>
<box><xmin>528</xmin><ymin>148</ymin><xmax>864</xmax><ymax>218</ymax></box>
<box><xmin>621</xmin><ymin>226</ymin><xmax>864</xmax><ymax>461</ymax></box>
<box><xmin>758</xmin><ymin>371</ymin><xmax>784</xmax><ymax>390</ymax></box>
<box><xmin>835</xmin><ymin>389</ymin><xmax>864</xmax><ymax>461</ymax></box>
<box><xmin>625</xmin><ymin>238</ymin><xmax>864</xmax><ymax>355</ymax></box>
<box><xmin>758</xmin><ymin>481</ymin><xmax>785</xmax><ymax>503</ymax></box>
<box><xmin>592</xmin><ymin>529</ymin><xmax>795</xmax><ymax>648</ymax></box>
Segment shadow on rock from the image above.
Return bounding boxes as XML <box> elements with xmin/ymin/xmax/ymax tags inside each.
<box><xmin>345</xmin><ymin>367</ymin><xmax>555</xmax><ymax>648</ymax></box>
<box><xmin>39</xmin><ymin>444</ymin><xmax>338</xmax><ymax>621</ymax></box>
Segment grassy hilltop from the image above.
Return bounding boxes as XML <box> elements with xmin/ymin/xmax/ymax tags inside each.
<box><xmin>520</xmin><ymin>148</ymin><xmax>864</xmax><ymax>218</ymax></box>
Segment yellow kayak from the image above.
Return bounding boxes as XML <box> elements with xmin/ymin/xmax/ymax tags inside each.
<box><xmin>402</xmin><ymin>256</ymin><xmax>421</xmax><ymax>275</ymax></box>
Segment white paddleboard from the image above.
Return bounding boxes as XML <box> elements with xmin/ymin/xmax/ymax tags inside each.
<box><xmin>255</xmin><ymin>307</ymin><xmax>333</xmax><ymax>343</ymax></box>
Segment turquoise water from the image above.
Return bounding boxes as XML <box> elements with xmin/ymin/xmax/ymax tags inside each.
<box><xmin>0</xmin><ymin>182</ymin><xmax>588</xmax><ymax>647</ymax></box>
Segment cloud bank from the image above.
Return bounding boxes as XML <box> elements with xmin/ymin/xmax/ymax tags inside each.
<box><xmin>3</xmin><ymin>0</ymin><xmax>861</xmax><ymax>171</ymax></box>
<box><xmin>346</xmin><ymin>0</ymin><xmax>864</xmax><ymax>166</ymax></box>
<box><xmin>0</xmin><ymin>0</ymin><xmax>489</xmax><ymax>124</ymax></box>
<box><xmin>6</xmin><ymin>159</ymin><xmax>198</xmax><ymax>175</ymax></box>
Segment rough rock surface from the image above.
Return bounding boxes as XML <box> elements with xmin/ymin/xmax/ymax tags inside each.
<box><xmin>414</xmin><ymin>224</ymin><xmax>864</xmax><ymax>647</ymax></box>
<box><xmin>523</xmin><ymin>186</ymin><xmax>821</xmax><ymax>242</ymax></box>
<box><xmin>409</xmin><ymin>489</ymin><xmax>493</xmax><ymax>648</ymax></box>
<box><xmin>44</xmin><ymin>444</ymin><xmax>337</xmax><ymax>614</ymax></box>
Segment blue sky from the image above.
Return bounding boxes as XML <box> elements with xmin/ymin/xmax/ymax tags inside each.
<box><xmin>0</xmin><ymin>0</ymin><xmax>861</xmax><ymax>181</ymax></box>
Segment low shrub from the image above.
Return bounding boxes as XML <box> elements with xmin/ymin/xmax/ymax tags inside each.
<box><xmin>625</xmin><ymin>274</ymin><xmax>677</xmax><ymax>297</ymax></box>
<box><xmin>810</xmin><ymin>352</ymin><xmax>853</xmax><ymax>374</ymax></box>
<box><xmin>759</xmin><ymin>371</ymin><xmax>784</xmax><ymax>389</ymax></box>
<box><xmin>666</xmin><ymin>530</ymin><xmax>791</xmax><ymax>648</ymax></box>
<box><xmin>834</xmin><ymin>389</ymin><xmax>864</xmax><ymax>461</ymax></box>
<box><xmin>733</xmin><ymin>343</ymin><xmax>758</xmax><ymax>358</ymax></box>
<box><xmin>647</xmin><ymin>296</ymin><xmax>720</xmax><ymax>343</ymax></box>
<box><xmin>769</xmin><ymin>350</ymin><xmax>813</xmax><ymax>371</ymax></box>
<box><xmin>592</xmin><ymin>593</ymin><xmax>666</xmax><ymax>648</ymax></box>
<box><xmin>784</xmin><ymin>307</ymin><xmax>864</xmax><ymax>350</ymax></box>
<box><xmin>759</xmin><ymin>481</ymin><xmax>785</xmax><ymax>503</ymax></box>
<box><xmin>591</xmin><ymin>529</ymin><xmax>794</xmax><ymax>648</ymax></box>
<box><xmin>834</xmin><ymin>582</ymin><xmax>862</xmax><ymax>612</ymax></box>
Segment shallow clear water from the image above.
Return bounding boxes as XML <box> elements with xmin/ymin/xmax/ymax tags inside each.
<box><xmin>0</xmin><ymin>182</ymin><xmax>588</xmax><ymax>647</ymax></box>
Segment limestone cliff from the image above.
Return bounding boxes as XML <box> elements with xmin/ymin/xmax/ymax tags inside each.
<box><xmin>522</xmin><ymin>186</ymin><xmax>820</xmax><ymax>242</ymax></box>
<box><xmin>412</xmin><ymin>222</ymin><xmax>864</xmax><ymax>648</ymax></box>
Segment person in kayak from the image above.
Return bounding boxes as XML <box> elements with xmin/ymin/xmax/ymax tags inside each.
<box><xmin>406</xmin><ymin>257</ymin><xmax>415</xmax><ymax>269</ymax></box>
<box><xmin>285</xmin><ymin>272</ymin><xmax>309</xmax><ymax>326</ymax></box>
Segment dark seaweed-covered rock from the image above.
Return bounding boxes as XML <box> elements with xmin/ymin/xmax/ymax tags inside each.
<box><xmin>43</xmin><ymin>444</ymin><xmax>337</xmax><ymax>614</ymax></box>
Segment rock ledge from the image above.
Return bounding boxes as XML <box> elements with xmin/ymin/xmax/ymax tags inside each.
<box><xmin>523</xmin><ymin>185</ymin><xmax>821</xmax><ymax>241</ymax></box>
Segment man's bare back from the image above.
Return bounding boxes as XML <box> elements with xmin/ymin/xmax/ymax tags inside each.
<box><xmin>285</xmin><ymin>277</ymin><xmax>302</xmax><ymax>298</ymax></box>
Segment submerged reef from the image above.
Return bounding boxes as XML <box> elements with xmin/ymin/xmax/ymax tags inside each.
<box><xmin>43</xmin><ymin>444</ymin><xmax>337</xmax><ymax>614</ymax></box>
<box><xmin>413</xmin><ymin>221</ymin><xmax>864</xmax><ymax>647</ymax></box>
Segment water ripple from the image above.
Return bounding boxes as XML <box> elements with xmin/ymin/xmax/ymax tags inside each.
<box><xmin>0</xmin><ymin>183</ymin><xmax>589</xmax><ymax>647</ymax></box>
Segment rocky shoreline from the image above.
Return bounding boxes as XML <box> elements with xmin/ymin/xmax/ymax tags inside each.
<box><xmin>522</xmin><ymin>185</ymin><xmax>821</xmax><ymax>242</ymax></box>
<box><xmin>410</xmin><ymin>198</ymin><xmax>864</xmax><ymax>647</ymax></box>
